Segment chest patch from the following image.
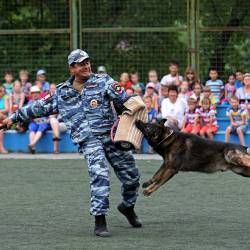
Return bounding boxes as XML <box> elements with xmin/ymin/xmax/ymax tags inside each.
<box><xmin>90</xmin><ymin>99</ymin><xmax>98</xmax><ymax>108</ymax></box>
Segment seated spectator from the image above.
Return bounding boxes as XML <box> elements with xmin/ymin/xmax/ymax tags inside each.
<box><xmin>19</xmin><ymin>69</ymin><xmax>32</xmax><ymax>103</ymax></box>
<box><xmin>27</xmin><ymin>86</ymin><xmax>50</xmax><ymax>154</ymax></box>
<box><xmin>35</xmin><ymin>69</ymin><xmax>50</xmax><ymax>96</ymax></box>
<box><xmin>48</xmin><ymin>83</ymin><xmax>64</xmax><ymax>154</ymax></box>
<box><xmin>9</xmin><ymin>80</ymin><xmax>25</xmax><ymax>114</ymax></box>
<box><xmin>161</xmin><ymin>61</ymin><xmax>183</xmax><ymax>86</ymax></box>
<box><xmin>178</xmin><ymin>81</ymin><xmax>190</xmax><ymax>109</ymax></box>
<box><xmin>235</xmin><ymin>69</ymin><xmax>244</xmax><ymax>89</ymax></box>
<box><xmin>0</xmin><ymin>86</ymin><xmax>9</xmax><ymax>153</ymax></box>
<box><xmin>181</xmin><ymin>98</ymin><xmax>200</xmax><ymax>135</ymax></box>
<box><xmin>198</xmin><ymin>98</ymin><xmax>218</xmax><ymax>140</ymax></box>
<box><xmin>184</xmin><ymin>67</ymin><xmax>198</xmax><ymax>90</ymax></box>
<box><xmin>147</xmin><ymin>70</ymin><xmax>161</xmax><ymax>94</ymax></box>
<box><xmin>141</xmin><ymin>96</ymin><xmax>157</xmax><ymax>153</ymax></box>
<box><xmin>144</xmin><ymin>82</ymin><xmax>159</xmax><ymax>111</ymax></box>
<box><xmin>190</xmin><ymin>82</ymin><xmax>203</xmax><ymax>107</ymax></box>
<box><xmin>236</xmin><ymin>73</ymin><xmax>250</xmax><ymax>112</ymax></box>
<box><xmin>3</xmin><ymin>70</ymin><xmax>14</xmax><ymax>95</ymax></box>
<box><xmin>200</xmin><ymin>86</ymin><xmax>216</xmax><ymax>109</ymax></box>
<box><xmin>126</xmin><ymin>87</ymin><xmax>135</xmax><ymax>96</ymax></box>
<box><xmin>225</xmin><ymin>96</ymin><xmax>247</xmax><ymax>146</ymax></box>
<box><xmin>130</xmin><ymin>71</ymin><xmax>145</xmax><ymax>94</ymax></box>
<box><xmin>205</xmin><ymin>68</ymin><xmax>224</xmax><ymax>104</ymax></box>
<box><xmin>161</xmin><ymin>84</ymin><xmax>186</xmax><ymax>130</ymax></box>
<box><xmin>118</xmin><ymin>72</ymin><xmax>132</xmax><ymax>90</ymax></box>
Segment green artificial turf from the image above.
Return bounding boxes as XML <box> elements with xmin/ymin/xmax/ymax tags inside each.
<box><xmin>0</xmin><ymin>159</ymin><xmax>249</xmax><ymax>250</ymax></box>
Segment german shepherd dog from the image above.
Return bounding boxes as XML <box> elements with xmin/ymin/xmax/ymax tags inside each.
<box><xmin>135</xmin><ymin>119</ymin><xmax>250</xmax><ymax>196</ymax></box>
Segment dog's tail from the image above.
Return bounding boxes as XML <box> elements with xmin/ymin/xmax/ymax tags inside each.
<box><xmin>247</xmin><ymin>147</ymin><xmax>250</xmax><ymax>155</ymax></box>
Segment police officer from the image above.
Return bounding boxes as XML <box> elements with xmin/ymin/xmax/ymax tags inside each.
<box><xmin>2</xmin><ymin>49</ymin><xmax>141</xmax><ymax>237</ymax></box>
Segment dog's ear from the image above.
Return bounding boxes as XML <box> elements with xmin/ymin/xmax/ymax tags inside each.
<box><xmin>159</xmin><ymin>118</ymin><xmax>167</xmax><ymax>127</ymax></box>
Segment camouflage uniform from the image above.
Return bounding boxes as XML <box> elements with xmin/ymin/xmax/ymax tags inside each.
<box><xmin>10</xmin><ymin>73</ymin><xmax>140</xmax><ymax>215</ymax></box>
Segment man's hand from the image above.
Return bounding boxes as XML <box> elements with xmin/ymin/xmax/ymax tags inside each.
<box><xmin>2</xmin><ymin>117</ymin><xmax>13</xmax><ymax>128</ymax></box>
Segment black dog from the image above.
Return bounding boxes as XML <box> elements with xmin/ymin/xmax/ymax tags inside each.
<box><xmin>135</xmin><ymin>119</ymin><xmax>250</xmax><ymax>196</ymax></box>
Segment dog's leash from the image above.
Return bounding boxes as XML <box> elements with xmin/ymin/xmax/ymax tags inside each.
<box><xmin>155</xmin><ymin>130</ymin><xmax>174</xmax><ymax>148</ymax></box>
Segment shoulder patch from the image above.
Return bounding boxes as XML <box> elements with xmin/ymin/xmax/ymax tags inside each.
<box><xmin>112</xmin><ymin>83</ymin><xmax>123</xmax><ymax>94</ymax></box>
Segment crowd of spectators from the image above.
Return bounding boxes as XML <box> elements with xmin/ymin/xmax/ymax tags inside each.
<box><xmin>0</xmin><ymin>63</ymin><xmax>250</xmax><ymax>154</ymax></box>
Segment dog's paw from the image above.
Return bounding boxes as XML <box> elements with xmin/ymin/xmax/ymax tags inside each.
<box><xmin>143</xmin><ymin>189</ymin><xmax>152</xmax><ymax>197</ymax></box>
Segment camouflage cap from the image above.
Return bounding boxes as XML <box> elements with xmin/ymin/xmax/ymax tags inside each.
<box><xmin>68</xmin><ymin>49</ymin><xmax>90</xmax><ymax>66</ymax></box>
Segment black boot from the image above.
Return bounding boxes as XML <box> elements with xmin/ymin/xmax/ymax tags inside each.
<box><xmin>117</xmin><ymin>203</ymin><xmax>142</xmax><ymax>228</ymax></box>
<box><xmin>94</xmin><ymin>215</ymin><xmax>111</xmax><ymax>237</ymax></box>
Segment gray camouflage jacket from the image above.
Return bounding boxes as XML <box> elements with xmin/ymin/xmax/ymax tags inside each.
<box><xmin>10</xmin><ymin>74</ymin><xmax>126</xmax><ymax>144</ymax></box>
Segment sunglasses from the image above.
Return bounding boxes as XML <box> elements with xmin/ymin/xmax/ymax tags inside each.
<box><xmin>187</xmin><ymin>72</ymin><xmax>194</xmax><ymax>75</ymax></box>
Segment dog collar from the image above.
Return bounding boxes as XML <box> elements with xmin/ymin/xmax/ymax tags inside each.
<box><xmin>155</xmin><ymin>130</ymin><xmax>174</xmax><ymax>148</ymax></box>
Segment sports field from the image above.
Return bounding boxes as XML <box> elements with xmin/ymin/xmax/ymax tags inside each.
<box><xmin>0</xmin><ymin>159</ymin><xmax>249</xmax><ymax>250</ymax></box>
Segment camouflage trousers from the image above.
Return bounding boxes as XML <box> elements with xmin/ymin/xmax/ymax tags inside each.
<box><xmin>79</xmin><ymin>134</ymin><xmax>140</xmax><ymax>216</ymax></box>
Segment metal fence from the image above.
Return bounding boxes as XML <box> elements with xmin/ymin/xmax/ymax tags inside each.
<box><xmin>0</xmin><ymin>0</ymin><xmax>249</xmax><ymax>84</ymax></box>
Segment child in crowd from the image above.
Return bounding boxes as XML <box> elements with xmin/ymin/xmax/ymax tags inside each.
<box><xmin>27</xmin><ymin>86</ymin><xmax>50</xmax><ymax>154</ymax></box>
<box><xmin>8</xmin><ymin>80</ymin><xmax>25</xmax><ymax>114</ymax></box>
<box><xmin>35</xmin><ymin>69</ymin><xmax>50</xmax><ymax>96</ymax></box>
<box><xmin>19</xmin><ymin>69</ymin><xmax>32</xmax><ymax>101</ymax></box>
<box><xmin>223</xmin><ymin>74</ymin><xmax>236</xmax><ymax>104</ymax></box>
<box><xmin>235</xmin><ymin>69</ymin><xmax>244</xmax><ymax>89</ymax></box>
<box><xmin>200</xmin><ymin>86</ymin><xmax>216</xmax><ymax>109</ymax></box>
<box><xmin>225</xmin><ymin>96</ymin><xmax>247</xmax><ymax>146</ymax></box>
<box><xmin>125</xmin><ymin>87</ymin><xmax>134</xmax><ymax>96</ymax></box>
<box><xmin>0</xmin><ymin>86</ymin><xmax>9</xmax><ymax>153</ymax></box>
<box><xmin>130</xmin><ymin>71</ymin><xmax>145</xmax><ymax>94</ymax></box>
<box><xmin>184</xmin><ymin>67</ymin><xmax>197</xmax><ymax>90</ymax></box>
<box><xmin>178</xmin><ymin>81</ymin><xmax>190</xmax><ymax>109</ymax></box>
<box><xmin>205</xmin><ymin>68</ymin><xmax>224</xmax><ymax>104</ymax></box>
<box><xmin>141</xmin><ymin>96</ymin><xmax>157</xmax><ymax>153</ymax></box>
<box><xmin>190</xmin><ymin>82</ymin><xmax>203</xmax><ymax>107</ymax></box>
<box><xmin>158</xmin><ymin>85</ymin><xmax>168</xmax><ymax>110</ymax></box>
<box><xmin>148</xmin><ymin>70</ymin><xmax>161</xmax><ymax>94</ymax></box>
<box><xmin>3</xmin><ymin>70</ymin><xmax>14</xmax><ymax>95</ymax></box>
<box><xmin>144</xmin><ymin>82</ymin><xmax>158</xmax><ymax>111</ymax></box>
<box><xmin>181</xmin><ymin>97</ymin><xmax>200</xmax><ymax>135</ymax></box>
<box><xmin>118</xmin><ymin>72</ymin><xmax>132</xmax><ymax>90</ymax></box>
<box><xmin>161</xmin><ymin>61</ymin><xmax>183</xmax><ymax>86</ymax></box>
<box><xmin>198</xmin><ymin>98</ymin><xmax>218</xmax><ymax>140</ymax></box>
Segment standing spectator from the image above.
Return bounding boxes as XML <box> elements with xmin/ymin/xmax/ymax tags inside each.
<box><xmin>181</xmin><ymin>97</ymin><xmax>200</xmax><ymax>135</ymax></box>
<box><xmin>200</xmin><ymin>86</ymin><xmax>217</xmax><ymax>109</ymax></box>
<box><xmin>35</xmin><ymin>69</ymin><xmax>50</xmax><ymax>96</ymax></box>
<box><xmin>141</xmin><ymin>96</ymin><xmax>157</xmax><ymax>153</ymax></box>
<box><xmin>198</xmin><ymin>98</ymin><xmax>218</xmax><ymax>140</ymax></box>
<box><xmin>9</xmin><ymin>80</ymin><xmax>25</xmax><ymax>114</ymax></box>
<box><xmin>3</xmin><ymin>70</ymin><xmax>14</xmax><ymax>95</ymax></box>
<box><xmin>178</xmin><ymin>81</ymin><xmax>190</xmax><ymax>109</ymax></box>
<box><xmin>0</xmin><ymin>86</ymin><xmax>9</xmax><ymax>153</ymax></box>
<box><xmin>27</xmin><ymin>86</ymin><xmax>50</xmax><ymax>154</ymax></box>
<box><xmin>223</xmin><ymin>73</ymin><xmax>236</xmax><ymax>104</ymax></box>
<box><xmin>184</xmin><ymin>67</ymin><xmax>198</xmax><ymax>90</ymax></box>
<box><xmin>190</xmin><ymin>82</ymin><xmax>203</xmax><ymax>107</ymax></box>
<box><xmin>161</xmin><ymin>61</ymin><xmax>183</xmax><ymax>86</ymax></box>
<box><xmin>158</xmin><ymin>84</ymin><xmax>168</xmax><ymax>111</ymax></box>
<box><xmin>161</xmin><ymin>84</ymin><xmax>186</xmax><ymax>130</ymax></box>
<box><xmin>147</xmin><ymin>70</ymin><xmax>161</xmax><ymax>94</ymax></box>
<box><xmin>225</xmin><ymin>96</ymin><xmax>247</xmax><ymax>146</ymax></box>
<box><xmin>130</xmin><ymin>71</ymin><xmax>145</xmax><ymax>94</ymax></box>
<box><xmin>235</xmin><ymin>69</ymin><xmax>244</xmax><ymax>89</ymax></box>
<box><xmin>118</xmin><ymin>72</ymin><xmax>132</xmax><ymax>90</ymax></box>
<box><xmin>205</xmin><ymin>68</ymin><xmax>224</xmax><ymax>104</ymax></box>
<box><xmin>144</xmin><ymin>82</ymin><xmax>159</xmax><ymax>111</ymax></box>
<box><xmin>19</xmin><ymin>69</ymin><xmax>32</xmax><ymax>102</ymax></box>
